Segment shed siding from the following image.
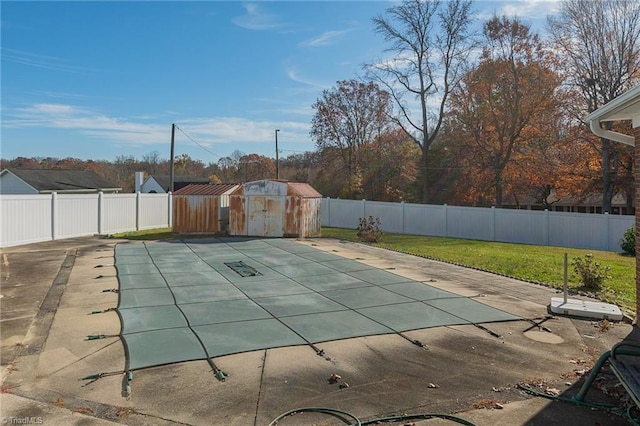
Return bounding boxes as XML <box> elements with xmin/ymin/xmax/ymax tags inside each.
<box><xmin>229</xmin><ymin>195</ymin><xmax>247</xmax><ymax>235</ymax></box>
<box><xmin>173</xmin><ymin>195</ymin><xmax>221</xmax><ymax>233</ymax></box>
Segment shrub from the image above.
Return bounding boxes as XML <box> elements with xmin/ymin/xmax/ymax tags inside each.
<box><xmin>620</xmin><ymin>225</ymin><xmax>636</xmax><ymax>255</ymax></box>
<box><xmin>357</xmin><ymin>216</ymin><xmax>383</xmax><ymax>243</ymax></box>
<box><xmin>572</xmin><ymin>253</ymin><xmax>611</xmax><ymax>291</ymax></box>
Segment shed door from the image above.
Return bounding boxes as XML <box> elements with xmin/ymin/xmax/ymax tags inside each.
<box><xmin>247</xmin><ymin>196</ymin><xmax>283</xmax><ymax>237</ymax></box>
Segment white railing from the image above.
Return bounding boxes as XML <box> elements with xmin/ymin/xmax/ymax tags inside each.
<box><xmin>321</xmin><ymin>198</ymin><xmax>635</xmax><ymax>252</ymax></box>
<box><xmin>0</xmin><ymin>192</ymin><xmax>172</xmax><ymax>248</ymax></box>
<box><xmin>1</xmin><ymin>194</ymin><xmax>634</xmax><ymax>252</ymax></box>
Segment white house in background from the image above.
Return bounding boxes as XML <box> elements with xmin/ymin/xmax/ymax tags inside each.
<box><xmin>134</xmin><ymin>172</ymin><xmax>211</xmax><ymax>193</ymax></box>
<box><xmin>0</xmin><ymin>168</ymin><xmax>121</xmax><ymax>194</ymax></box>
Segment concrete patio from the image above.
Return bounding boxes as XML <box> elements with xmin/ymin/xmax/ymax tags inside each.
<box><xmin>1</xmin><ymin>236</ymin><xmax>636</xmax><ymax>425</ymax></box>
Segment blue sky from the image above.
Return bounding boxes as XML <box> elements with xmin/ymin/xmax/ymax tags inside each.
<box><xmin>1</xmin><ymin>1</ymin><xmax>556</xmax><ymax>164</ymax></box>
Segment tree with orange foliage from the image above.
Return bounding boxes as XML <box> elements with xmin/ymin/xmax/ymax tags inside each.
<box><xmin>447</xmin><ymin>15</ymin><xmax>564</xmax><ymax>207</ymax></box>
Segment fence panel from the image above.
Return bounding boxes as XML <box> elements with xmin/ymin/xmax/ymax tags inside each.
<box><xmin>0</xmin><ymin>195</ymin><xmax>52</xmax><ymax>247</ymax></box>
<box><xmin>103</xmin><ymin>193</ymin><xmax>137</xmax><ymax>234</ymax></box>
<box><xmin>547</xmin><ymin>212</ymin><xmax>605</xmax><ymax>250</ymax></box>
<box><xmin>403</xmin><ymin>203</ymin><xmax>447</xmax><ymax>236</ymax></box>
<box><xmin>447</xmin><ymin>206</ymin><xmax>494</xmax><ymax>240</ymax></box>
<box><xmin>139</xmin><ymin>193</ymin><xmax>171</xmax><ymax>229</ymax></box>
<box><xmin>609</xmin><ymin>215</ymin><xmax>634</xmax><ymax>252</ymax></box>
<box><xmin>56</xmin><ymin>194</ymin><xmax>99</xmax><ymax>239</ymax></box>
<box><xmin>324</xmin><ymin>199</ymin><xmax>363</xmax><ymax>229</ymax></box>
<box><xmin>494</xmin><ymin>208</ymin><xmax>548</xmax><ymax>246</ymax></box>
<box><xmin>363</xmin><ymin>201</ymin><xmax>403</xmax><ymax>233</ymax></box>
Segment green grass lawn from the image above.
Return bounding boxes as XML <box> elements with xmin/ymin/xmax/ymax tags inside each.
<box><xmin>111</xmin><ymin>226</ymin><xmax>636</xmax><ymax>316</ymax></box>
<box><xmin>321</xmin><ymin>227</ymin><xmax>636</xmax><ymax>316</ymax></box>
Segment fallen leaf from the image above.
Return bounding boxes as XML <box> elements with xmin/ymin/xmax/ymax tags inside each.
<box><xmin>545</xmin><ymin>388</ymin><xmax>560</xmax><ymax>396</ymax></box>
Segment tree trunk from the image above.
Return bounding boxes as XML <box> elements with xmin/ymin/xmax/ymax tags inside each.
<box><xmin>421</xmin><ymin>145</ymin><xmax>429</xmax><ymax>204</ymax></box>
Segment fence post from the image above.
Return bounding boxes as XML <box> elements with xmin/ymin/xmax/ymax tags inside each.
<box><xmin>491</xmin><ymin>206</ymin><xmax>496</xmax><ymax>241</ymax></box>
<box><xmin>401</xmin><ymin>201</ymin><xmax>405</xmax><ymax>234</ymax></box>
<box><xmin>136</xmin><ymin>192</ymin><xmax>141</xmax><ymax>231</ymax></box>
<box><xmin>51</xmin><ymin>192</ymin><xmax>58</xmax><ymax>241</ymax></box>
<box><xmin>362</xmin><ymin>199</ymin><xmax>366</xmax><ymax>219</ymax></box>
<box><xmin>168</xmin><ymin>192</ymin><xmax>173</xmax><ymax>229</ymax></box>
<box><xmin>98</xmin><ymin>191</ymin><xmax>104</xmax><ymax>235</ymax></box>
<box><xmin>605</xmin><ymin>212</ymin><xmax>610</xmax><ymax>251</ymax></box>
<box><xmin>444</xmin><ymin>204</ymin><xmax>448</xmax><ymax>237</ymax></box>
<box><xmin>544</xmin><ymin>209</ymin><xmax>549</xmax><ymax>246</ymax></box>
<box><xmin>326</xmin><ymin>197</ymin><xmax>331</xmax><ymax>227</ymax></box>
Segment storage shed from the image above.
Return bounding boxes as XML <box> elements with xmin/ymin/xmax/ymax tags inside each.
<box><xmin>229</xmin><ymin>180</ymin><xmax>322</xmax><ymax>238</ymax></box>
<box><xmin>172</xmin><ymin>183</ymin><xmax>239</xmax><ymax>233</ymax></box>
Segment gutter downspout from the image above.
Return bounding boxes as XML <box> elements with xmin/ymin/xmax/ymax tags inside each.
<box><xmin>589</xmin><ymin>119</ymin><xmax>635</xmax><ymax>146</ymax></box>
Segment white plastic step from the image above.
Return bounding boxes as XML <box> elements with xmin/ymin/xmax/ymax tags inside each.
<box><xmin>549</xmin><ymin>297</ymin><xmax>623</xmax><ymax>321</ymax></box>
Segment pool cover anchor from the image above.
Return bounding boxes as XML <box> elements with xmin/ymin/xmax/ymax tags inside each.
<box><xmin>89</xmin><ymin>307</ymin><xmax>116</xmax><ymax>315</ymax></box>
<box><xmin>122</xmin><ymin>371</ymin><xmax>133</xmax><ymax>400</ymax></box>
<box><xmin>80</xmin><ymin>370</ymin><xmax>131</xmax><ymax>386</ymax></box>
<box><xmin>207</xmin><ymin>358</ymin><xmax>227</xmax><ymax>382</ymax></box>
<box><xmin>310</xmin><ymin>343</ymin><xmax>331</xmax><ymax>361</ymax></box>
<box><xmin>398</xmin><ymin>333</ymin><xmax>428</xmax><ymax>349</ymax></box>
<box><xmin>86</xmin><ymin>333</ymin><xmax>118</xmax><ymax>340</ymax></box>
<box><xmin>473</xmin><ymin>323</ymin><xmax>503</xmax><ymax>339</ymax></box>
<box><xmin>523</xmin><ymin>316</ymin><xmax>554</xmax><ymax>333</ymax></box>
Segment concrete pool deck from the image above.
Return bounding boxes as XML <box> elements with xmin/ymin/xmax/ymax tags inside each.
<box><xmin>1</xmin><ymin>236</ymin><xmax>637</xmax><ymax>425</ymax></box>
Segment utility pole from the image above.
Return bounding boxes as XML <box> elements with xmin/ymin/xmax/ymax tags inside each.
<box><xmin>169</xmin><ymin>123</ymin><xmax>175</xmax><ymax>193</ymax></box>
<box><xmin>275</xmin><ymin>129</ymin><xmax>280</xmax><ymax>179</ymax></box>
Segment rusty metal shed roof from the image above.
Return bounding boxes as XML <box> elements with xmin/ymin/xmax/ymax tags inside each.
<box><xmin>173</xmin><ymin>183</ymin><xmax>239</xmax><ymax>196</ymax></box>
<box><xmin>287</xmin><ymin>182</ymin><xmax>322</xmax><ymax>198</ymax></box>
<box><xmin>230</xmin><ymin>180</ymin><xmax>322</xmax><ymax>198</ymax></box>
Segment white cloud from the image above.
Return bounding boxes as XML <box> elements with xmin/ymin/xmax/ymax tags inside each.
<box><xmin>2</xmin><ymin>48</ymin><xmax>98</xmax><ymax>74</ymax></box>
<box><xmin>2</xmin><ymin>103</ymin><xmax>312</xmax><ymax>159</ymax></box>
<box><xmin>286</xmin><ymin>67</ymin><xmax>327</xmax><ymax>91</ymax></box>
<box><xmin>476</xmin><ymin>0</ymin><xmax>561</xmax><ymax>21</ymax></box>
<box><xmin>232</xmin><ymin>2</ymin><xmax>280</xmax><ymax>31</ymax></box>
<box><xmin>299</xmin><ymin>29</ymin><xmax>351</xmax><ymax>47</ymax></box>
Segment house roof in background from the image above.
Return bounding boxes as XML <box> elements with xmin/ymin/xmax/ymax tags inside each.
<box><xmin>148</xmin><ymin>175</ymin><xmax>211</xmax><ymax>192</ymax></box>
<box><xmin>2</xmin><ymin>168</ymin><xmax>121</xmax><ymax>192</ymax></box>
<box><xmin>173</xmin><ymin>183</ymin><xmax>239</xmax><ymax>196</ymax></box>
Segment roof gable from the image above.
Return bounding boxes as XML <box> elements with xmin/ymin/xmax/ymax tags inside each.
<box><xmin>148</xmin><ymin>175</ymin><xmax>211</xmax><ymax>192</ymax></box>
<box><xmin>3</xmin><ymin>168</ymin><xmax>121</xmax><ymax>192</ymax></box>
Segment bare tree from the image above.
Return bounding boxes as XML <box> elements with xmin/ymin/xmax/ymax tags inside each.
<box><xmin>548</xmin><ymin>0</ymin><xmax>640</xmax><ymax>213</ymax></box>
<box><xmin>310</xmin><ymin>80</ymin><xmax>393</xmax><ymax>198</ymax></box>
<box><xmin>367</xmin><ymin>0</ymin><xmax>476</xmax><ymax>203</ymax></box>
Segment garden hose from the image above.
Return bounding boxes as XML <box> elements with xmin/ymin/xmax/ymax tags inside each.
<box><xmin>267</xmin><ymin>406</ymin><xmax>477</xmax><ymax>426</ymax></box>
<box><xmin>517</xmin><ymin>383</ymin><xmax>639</xmax><ymax>425</ymax></box>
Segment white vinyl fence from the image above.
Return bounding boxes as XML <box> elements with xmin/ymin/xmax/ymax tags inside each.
<box><xmin>1</xmin><ymin>192</ymin><xmax>172</xmax><ymax>248</ymax></box>
<box><xmin>322</xmin><ymin>198</ymin><xmax>635</xmax><ymax>252</ymax></box>
<box><xmin>1</xmin><ymin>194</ymin><xmax>634</xmax><ymax>252</ymax></box>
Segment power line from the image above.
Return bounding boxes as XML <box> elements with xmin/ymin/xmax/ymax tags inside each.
<box><xmin>174</xmin><ymin>125</ymin><xmax>220</xmax><ymax>160</ymax></box>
